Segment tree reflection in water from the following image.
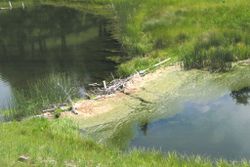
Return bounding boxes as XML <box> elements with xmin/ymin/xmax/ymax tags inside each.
<box><xmin>139</xmin><ymin>120</ymin><xmax>149</xmax><ymax>136</ymax></box>
<box><xmin>230</xmin><ymin>87</ymin><xmax>250</xmax><ymax>105</ymax></box>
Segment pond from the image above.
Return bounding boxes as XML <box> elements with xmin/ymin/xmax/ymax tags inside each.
<box><xmin>86</xmin><ymin>68</ymin><xmax>249</xmax><ymax>161</ymax></box>
<box><xmin>0</xmin><ymin>5</ymin><xmax>120</xmax><ymax>109</ymax></box>
<box><xmin>129</xmin><ymin>86</ymin><xmax>250</xmax><ymax>160</ymax></box>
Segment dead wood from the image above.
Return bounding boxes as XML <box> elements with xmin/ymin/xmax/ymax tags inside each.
<box><xmin>89</xmin><ymin>58</ymin><xmax>171</xmax><ymax>95</ymax></box>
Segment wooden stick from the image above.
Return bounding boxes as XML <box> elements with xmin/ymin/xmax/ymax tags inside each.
<box><xmin>90</xmin><ymin>58</ymin><xmax>172</xmax><ymax>95</ymax></box>
<box><xmin>57</xmin><ymin>83</ymin><xmax>78</xmax><ymax>115</ymax></box>
<box><xmin>139</xmin><ymin>58</ymin><xmax>171</xmax><ymax>75</ymax></box>
<box><xmin>22</xmin><ymin>2</ymin><xmax>25</xmax><ymax>9</ymax></box>
<box><xmin>42</xmin><ymin>108</ymin><xmax>56</xmax><ymax>113</ymax></box>
<box><xmin>0</xmin><ymin>8</ymin><xmax>9</xmax><ymax>10</ymax></box>
<box><xmin>153</xmin><ymin>58</ymin><xmax>171</xmax><ymax>68</ymax></box>
<box><xmin>9</xmin><ymin>1</ymin><xmax>12</xmax><ymax>10</ymax></box>
<box><xmin>103</xmin><ymin>81</ymin><xmax>107</xmax><ymax>90</ymax></box>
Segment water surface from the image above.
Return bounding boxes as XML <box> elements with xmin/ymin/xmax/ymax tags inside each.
<box><xmin>0</xmin><ymin>77</ymin><xmax>12</xmax><ymax>109</ymax></box>
<box><xmin>0</xmin><ymin>5</ymin><xmax>120</xmax><ymax>109</ymax></box>
<box><xmin>130</xmin><ymin>87</ymin><xmax>250</xmax><ymax>160</ymax></box>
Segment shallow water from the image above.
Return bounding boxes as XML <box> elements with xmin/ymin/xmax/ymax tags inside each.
<box><xmin>0</xmin><ymin>77</ymin><xmax>12</xmax><ymax>109</ymax></box>
<box><xmin>130</xmin><ymin>87</ymin><xmax>250</xmax><ymax>160</ymax></box>
<box><xmin>81</xmin><ymin>67</ymin><xmax>250</xmax><ymax>161</ymax></box>
<box><xmin>0</xmin><ymin>5</ymin><xmax>119</xmax><ymax>109</ymax></box>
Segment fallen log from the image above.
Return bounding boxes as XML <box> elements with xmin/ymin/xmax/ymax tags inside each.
<box><xmin>0</xmin><ymin>7</ymin><xmax>9</xmax><ymax>10</ymax></box>
<box><xmin>42</xmin><ymin>107</ymin><xmax>56</xmax><ymax>113</ymax></box>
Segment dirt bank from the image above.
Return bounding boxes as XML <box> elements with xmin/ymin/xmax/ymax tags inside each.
<box><xmin>61</xmin><ymin>65</ymin><xmax>185</xmax><ymax>127</ymax></box>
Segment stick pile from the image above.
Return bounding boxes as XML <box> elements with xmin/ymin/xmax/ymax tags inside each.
<box><xmin>38</xmin><ymin>58</ymin><xmax>171</xmax><ymax>116</ymax></box>
<box><xmin>89</xmin><ymin>58</ymin><xmax>171</xmax><ymax>95</ymax></box>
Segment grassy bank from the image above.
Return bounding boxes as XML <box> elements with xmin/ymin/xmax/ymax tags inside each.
<box><xmin>0</xmin><ymin>1</ymin><xmax>250</xmax><ymax>166</ymax></box>
<box><xmin>0</xmin><ymin>118</ymin><xmax>249</xmax><ymax>166</ymax></box>
<box><xmin>102</xmin><ymin>0</ymin><xmax>250</xmax><ymax>74</ymax></box>
<box><xmin>2</xmin><ymin>0</ymin><xmax>249</xmax><ymax>74</ymax></box>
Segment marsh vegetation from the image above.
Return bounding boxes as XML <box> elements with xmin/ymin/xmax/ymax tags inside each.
<box><xmin>0</xmin><ymin>4</ymin><xmax>120</xmax><ymax>119</ymax></box>
<box><xmin>96</xmin><ymin>0</ymin><xmax>250</xmax><ymax>74</ymax></box>
<box><xmin>0</xmin><ymin>0</ymin><xmax>250</xmax><ymax>166</ymax></box>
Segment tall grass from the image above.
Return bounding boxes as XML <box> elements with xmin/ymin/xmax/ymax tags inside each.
<box><xmin>182</xmin><ymin>29</ymin><xmax>250</xmax><ymax>71</ymax></box>
<box><xmin>3</xmin><ymin>74</ymin><xmax>81</xmax><ymax>120</ymax></box>
<box><xmin>95</xmin><ymin>0</ymin><xmax>250</xmax><ymax>74</ymax></box>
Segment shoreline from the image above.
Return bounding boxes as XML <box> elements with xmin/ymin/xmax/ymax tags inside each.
<box><xmin>67</xmin><ymin>64</ymin><xmax>180</xmax><ymax>118</ymax></box>
<box><xmin>60</xmin><ymin>59</ymin><xmax>250</xmax><ymax>129</ymax></box>
<box><xmin>61</xmin><ymin>65</ymin><xmax>181</xmax><ymax>123</ymax></box>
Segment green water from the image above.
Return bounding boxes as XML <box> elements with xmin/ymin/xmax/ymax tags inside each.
<box><xmin>0</xmin><ymin>5</ymin><xmax>120</xmax><ymax>109</ymax></box>
<box><xmin>130</xmin><ymin>87</ymin><xmax>250</xmax><ymax>160</ymax></box>
<box><xmin>84</xmin><ymin>66</ymin><xmax>250</xmax><ymax>160</ymax></box>
<box><xmin>128</xmin><ymin>67</ymin><xmax>250</xmax><ymax>160</ymax></box>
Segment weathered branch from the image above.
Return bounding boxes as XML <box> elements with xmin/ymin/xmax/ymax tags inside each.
<box><xmin>40</xmin><ymin>58</ymin><xmax>171</xmax><ymax>116</ymax></box>
<box><xmin>89</xmin><ymin>58</ymin><xmax>171</xmax><ymax>95</ymax></box>
<box><xmin>57</xmin><ymin>83</ymin><xmax>78</xmax><ymax>115</ymax></box>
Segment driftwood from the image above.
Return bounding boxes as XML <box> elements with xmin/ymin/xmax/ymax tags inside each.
<box><xmin>89</xmin><ymin>58</ymin><xmax>171</xmax><ymax>95</ymax></box>
<box><xmin>0</xmin><ymin>7</ymin><xmax>9</xmax><ymax>10</ymax></box>
<box><xmin>138</xmin><ymin>58</ymin><xmax>171</xmax><ymax>75</ymax></box>
<box><xmin>0</xmin><ymin>1</ymin><xmax>25</xmax><ymax>10</ymax></box>
<box><xmin>40</xmin><ymin>83</ymin><xmax>79</xmax><ymax>115</ymax></box>
<box><xmin>39</xmin><ymin>58</ymin><xmax>171</xmax><ymax>116</ymax></box>
<box><xmin>42</xmin><ymin>103</ymin><xmax>70</xmax><ymax>113</ymax></box>
<box><xmin>57</xmin><ymin>83</ymin><xmax>78</xmax><ymax>114</ymax></box>
<box><xmin>0</xmin><ymin>2</ymin><xmax>11</xmax><ymax>10</ymax></box>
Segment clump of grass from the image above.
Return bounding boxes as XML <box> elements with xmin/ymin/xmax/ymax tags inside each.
<box><xmin>182</xmin><ymin>30</ymin><xmax>250</xmax><ymax>71</ymax></box>
<box><xmin>3</xmin><ymin>74</ymin><xmax>81</xmax><ymax>120</ymax></box>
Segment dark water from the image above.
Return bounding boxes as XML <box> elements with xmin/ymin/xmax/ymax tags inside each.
<box><xmin>0</xmin><ymin>5</ymin><xmax>120</xmax><ymax>109</ymax></box>
<box><xmin>130</xmin><ymin>87</ymin><xmax>250</xmax><ymax>160</ymax></box>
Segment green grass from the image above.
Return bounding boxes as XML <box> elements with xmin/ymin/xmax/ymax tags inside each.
<box><xmin>2</xmin><ymin>0</ymin><xmax>249</xmax><ymax>75</ymax></box>
<box><xmin>1</xmin><ymin>1</ymin><xmax>250</xmax><ymax>166</ymax></box>
<box><xmin>0</xmin><ymin>118</ymin><xmax>249</xmax><ymax>166</ymax></box>
<box><xmin>94</xmin><ymin>0</ymin><xmax>250</xmax><ymax>75</ymax></box>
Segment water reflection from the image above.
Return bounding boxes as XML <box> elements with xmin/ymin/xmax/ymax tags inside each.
<box><xmin>0</xmin><ymin>5</ymin><xmax>120</xmax><ymax>109</ymax></box>
<box><xmin>0</xmin><ymin>76</ymin><xmax>12</xmax><ymax>109</ymax></box>
<box><xmin>230</xmin><ymin>87</ymin><xmax>250</xmax><ymax>105</ymax></box>
<box><xmin>139</xmin><ymin>120</ymin><xmax>149</xmax><ymax>136</ymax></box>
<box><xmin>0</xmin><ymin>5</ymin><xmax>111</xmax><ymax>59</ymax></box>
<box><xmin>130</xmin><ymin>91</ymin><xmax>250</xmax><ymax>160</ymax></box>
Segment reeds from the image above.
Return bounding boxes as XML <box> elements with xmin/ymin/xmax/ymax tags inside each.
<box><xmin>3</xmin><ymin>74</ymin><xmax>81</xmax><ymax>120</ymax></box>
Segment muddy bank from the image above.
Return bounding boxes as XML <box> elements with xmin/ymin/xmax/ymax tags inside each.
<box><xmin>62</xmin><ymin>61</ymin><xmax>250</xmax><ymax>131</ymax></box>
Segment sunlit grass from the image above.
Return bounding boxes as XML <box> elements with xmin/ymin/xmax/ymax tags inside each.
<box><xmin>3</xmin><ymin>0</ymin><xmax>248</xmax><ymax>75</ymax></box>
<box><xmin>0</xmin><ymin>118</ymin><xmax>249</xmax><ymax>166</ymax></box>
<box><xmin>0</xmin><ymin>1</ymin><xmax>250</xmax><ymax>165</ymax></box>
<box><xmin>99</xmin><ymin>0</ymin><xmax>250</xmax><ymax>74</ymax></box>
